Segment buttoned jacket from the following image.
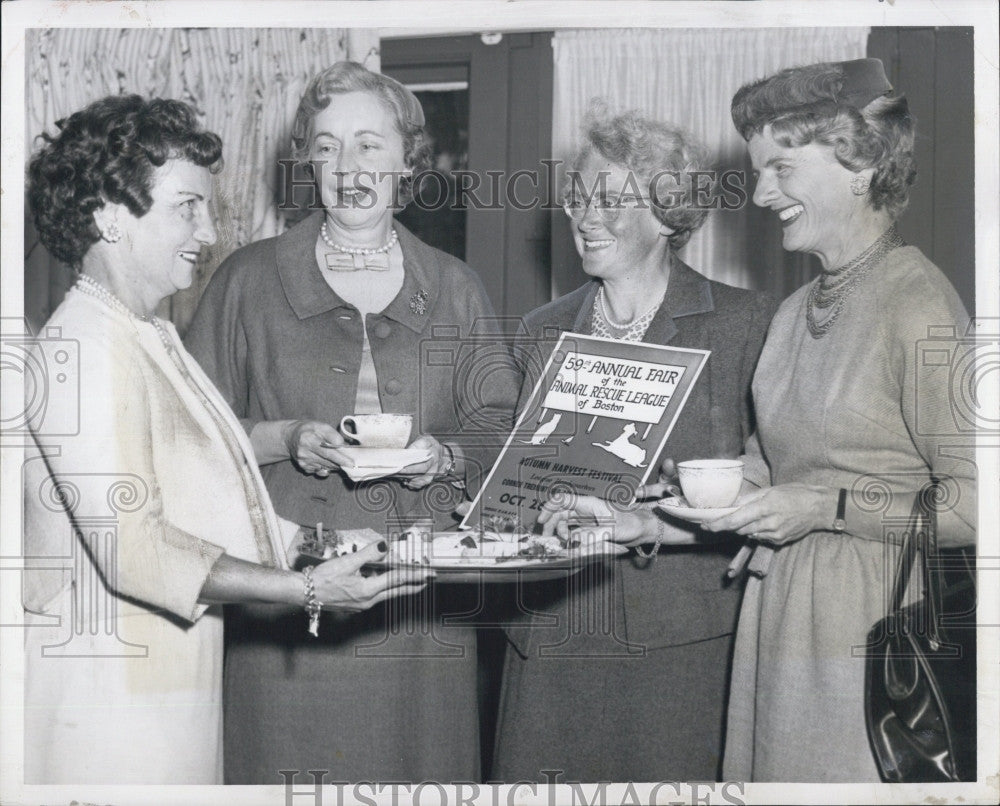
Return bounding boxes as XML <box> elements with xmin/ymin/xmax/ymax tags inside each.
<box><xmin>186</xmin><ymin>212</ymin><xmax>517</xmax><ymax>530</ymax></box>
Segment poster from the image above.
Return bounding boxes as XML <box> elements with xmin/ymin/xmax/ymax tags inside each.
<box><xmin>462</xmin><ymin>334</ymin><xmax>708</xmax><ymax>530</ymax></box>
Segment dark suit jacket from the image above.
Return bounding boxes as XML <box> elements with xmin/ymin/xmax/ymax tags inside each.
<box><xmin>505</xmin><ymin>259</ymin><xmax>777</xmax><ymax>652</ymax></box>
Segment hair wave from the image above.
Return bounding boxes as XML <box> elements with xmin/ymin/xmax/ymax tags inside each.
<box><xmin>28</xmin><ymin>94</ymin><xmax>222</xmax><ymax>266</ymax></box>
<box><xmin>290</xmin><ymin>61</ymin><xmax>432</xmax><ymax>207</ymax></box>
<box><xmin>731</xmin><ymin>62</ymin><xmax>916</xmax><ymax>220</ymax></box>
<box><xmin>567</xmin><ymin>101</ymin><xmax>711</xmax><ymax>251</ymax></box>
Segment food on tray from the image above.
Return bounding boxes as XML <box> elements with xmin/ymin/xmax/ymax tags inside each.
<box><xmin>387</xmin><ymin>529</ymin><xmax>587</xmax><ymax>566</ymax></box>
<box><xmin>298</xmin><ymin>526</ymin><xmax>381</xmax><ymax>561</ymax></box>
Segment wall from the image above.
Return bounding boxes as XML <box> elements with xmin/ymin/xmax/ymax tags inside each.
<box><xmin>869</xmin><ymin>27</ymin><xmax>976</xmax><ymax>314</ymax></box>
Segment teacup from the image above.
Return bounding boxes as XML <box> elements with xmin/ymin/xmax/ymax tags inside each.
<box><xmin>339</xmin><ymin>413</ymin><xmax>412</xmax><ymax>449</ymax></box>
<box><xmin>677</xmin><ymin>459</ymin><xmax>744</xmax><ymax>509</ymax></box>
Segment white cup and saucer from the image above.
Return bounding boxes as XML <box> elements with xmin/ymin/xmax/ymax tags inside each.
<box><xmin>334</xmin><ymin>414</ymin><xmax>431</xmax><ymax>481</ymax></box>
<box><xmin>657</xmin><ymin>459</ymin><xmax>744</xmax><ymax>523</ymax></box>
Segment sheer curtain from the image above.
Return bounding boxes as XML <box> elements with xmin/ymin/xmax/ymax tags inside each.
<box><xmin>552</xmin><ymin>28</ymin><xmax>869</xmax><ymax>294</ymax></box>
<box><xmin>24</xmin><ymin>28</ymin><xmax>379</xmax><ymax>331</ymax></box>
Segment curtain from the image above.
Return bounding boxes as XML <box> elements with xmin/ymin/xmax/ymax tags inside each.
<box><xmin>24</xmin><ymin>27</ymin><xmax>379</xmax><ymax>332</ymax></box>
<box><xmin>551</xmin><ymin>28</ymin><xmax>870</xmax><ymax>294</ymax></box>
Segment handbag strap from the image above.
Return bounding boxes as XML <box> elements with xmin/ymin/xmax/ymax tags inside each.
<box><xmin>922</xmin><ymin>484</ymin><xmax>944</xmax><ymax>648</ymax></box>
<box><xmin>887</xmin><ymin>481</ymin><xmax>937</xmax><ymax>615</ymax></box>
<box><xmin>886</xmin><ymin>482</ymin><xmax>943</xmax><ymax>643</ymax></box>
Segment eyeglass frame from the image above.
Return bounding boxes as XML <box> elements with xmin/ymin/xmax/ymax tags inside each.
<box><xmin>560</xmin><ymin>191</ymin><xmax>657</xmax><ymax>223</ymax></box>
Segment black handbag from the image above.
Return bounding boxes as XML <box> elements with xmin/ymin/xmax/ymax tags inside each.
<box><xmin>864</xmin><ymin>484</ymin><xmax>977</xmax><ymax>782</ymax></box>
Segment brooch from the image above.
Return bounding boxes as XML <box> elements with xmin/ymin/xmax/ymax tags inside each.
<box><xmin>409</xmin><ymin>289</ymin><xmax>428</xmax><ymax>315</ymax></box>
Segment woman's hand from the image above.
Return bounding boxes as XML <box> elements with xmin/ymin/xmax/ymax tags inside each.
<box><xmin>700</xmin><ymin>483</ymin><xmax>836</xmax><ymax>546</ymax></box>
<box><xmin>536</xmin><ymin>494</ymin><xmax>698</xmax><ymax>548</ymax></box>
<box><xmin>396</xmin><ymin>434</ymin><xmax>457</xmax><ymax>490</ymax></box>
<box><xmin>284</xmin><ymin>420</ymin><xmax>352</xmax><ymax>477</ymax></box>
<box><xmin>308</xmin><ymin>540</ymin><xmax>434</xmax><ymax>613</ymax></box>
<box><xmin>634</xmin><ymin>457</ymin><xmax>681</xmax><ymax>500</ymax></box>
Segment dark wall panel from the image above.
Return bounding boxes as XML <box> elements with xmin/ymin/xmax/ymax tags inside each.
<box><xmin>383</xmin><ymin>33</ymin><xmax>554</xmax><ymax>319</ymax></box>
<box><xmin>869</xmin><ymin>27</ymin><xmax>975</xmax><ymax>314</ymax></box>
<box><xmin>503</xmin><ymin>33</ymin><xmax>554</xmax><ymax>318</ymax></box>
<box><xmin>932</xmin><ymin>28</ymin><xmax>976</xmax><ymax>314</ymax></box>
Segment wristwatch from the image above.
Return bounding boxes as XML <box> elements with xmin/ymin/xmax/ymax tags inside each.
<box><xmin>832</xmin><ymin>488</ymin><xmax>848</xmax><ymax>533</ymax></box>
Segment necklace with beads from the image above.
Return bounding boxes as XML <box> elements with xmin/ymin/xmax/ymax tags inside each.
<box><xmin>75</xmin><ymin>273</ymin><xmax>178</xmax><ymax>357</ymax></box>
<box><xmin>806</xmin><ymin>226</ymin><xmax>904</xmax><ymax>338</ymax></box>
<box><xmin>320</xmin><ymin>221</ymin><xmax>398</xmax><ymax>271</ymax></box>
<box><xmin>591</xmin><ymin>284</ymin><xmax>666</xmax><ymax>342</ymax></box>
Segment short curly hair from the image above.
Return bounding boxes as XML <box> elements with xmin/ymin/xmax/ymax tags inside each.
<box><xmin>731</xmin><ymin>62</ymin><xmax>916</xmax><ymax>220</ymax></box>
<box><xmin>28</xmin><ymin>94</ymin><xmax>222</xmax><ymax>267</ymax></box>
<box><xmin>290</xmin><ymin>61</ymin><xmax>432</xmax><ymax>207</ymax></box>
<box><xmin>566</xmin><ymin>102</ymin><xmax>711</xmax><ymax>251</ymax></box>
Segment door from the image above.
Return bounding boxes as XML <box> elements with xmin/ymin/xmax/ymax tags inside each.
<box><xmin>382</xmin><ymin>33</ymin><xmax>554</xmax><ymax>319</ymax></box>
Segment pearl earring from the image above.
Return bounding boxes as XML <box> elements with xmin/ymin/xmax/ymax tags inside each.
<box><xmin>850</xmin><ymin>175</ymin><xmax>870</xmax><ymax>196</ymax></box>
<box><xmin>102</xmin><ymin>222</ymin><xmax>122</xmax><ymax>243</ymax></box>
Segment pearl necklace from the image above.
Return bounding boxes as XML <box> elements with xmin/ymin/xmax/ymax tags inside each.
<box><xmin>320</xmin><ymin>221</ymin><xmax>398</xmax><ymax>255</ymax></box>
<box><xmin>806</xmin><ymin>226</ymin><xmax>904</xmax><ymax>338</ymax></box>
<box><xmin>74</xmin><ymin>274</ymin><xmax>177</xmax><ymax>356</ymax></box>
<box><xmin>591</xmin><ymin>284</ymin><xmax>665</xmax><ymax>342</ymax></box>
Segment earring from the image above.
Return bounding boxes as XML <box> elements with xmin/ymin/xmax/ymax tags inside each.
<box><xmin>102</xmin><ymin>222</ymin><xmax>122</xmax><ymax>243</ymax></box>
<box><xmin>850</xmin><ymin>175</ymin><xmax>870</xmax><ymax>196</ymax></box>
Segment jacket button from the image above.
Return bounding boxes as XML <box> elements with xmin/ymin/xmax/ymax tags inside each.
<box><xmin>384</xmin><ymin>379</ymin><xmax>402</xmax><ymax>395</ymax></box>
<box><xmin>374</xmin><ymin>322</ymin><xmax>392</xmax><ymax>339</ymax></box>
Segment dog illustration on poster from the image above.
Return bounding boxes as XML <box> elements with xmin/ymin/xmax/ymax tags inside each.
<box><xmin>593</xmin><ymin>422</ymin><xmax>648</xmax><ymax>468</ymax></box>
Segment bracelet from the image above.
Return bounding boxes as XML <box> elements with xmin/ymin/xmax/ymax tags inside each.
<box><xmin>302</xmin><ymin>565</ymin><xmax>323</xmax><ymax>637</ymax></box>
<box><xmin>440</xmin><ymin>442</ymin><xmax>457</xmax><ymax>477</ymax></box>
<box><xmin>633</xmin><ymin>512</ymin><xmax>665</xmax><ymax>561</ymax></box>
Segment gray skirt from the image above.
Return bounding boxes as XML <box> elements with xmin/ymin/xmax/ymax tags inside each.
<box><xmin>223</xmin><ymin>586</ymin><xmax>480</xmax><ymax>784</ymax></box>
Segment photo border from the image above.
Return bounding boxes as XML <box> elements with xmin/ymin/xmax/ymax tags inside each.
<box><xmin>2</xmin><ymin>2</ymin><xmax>997</xmax><ymax>805</ymax></box>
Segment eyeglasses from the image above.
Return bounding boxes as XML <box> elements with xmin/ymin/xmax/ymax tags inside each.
<box><xmin>561</xmin><ymin>193</ymin><xmax>652</xmax><ymax>223</ymax></box>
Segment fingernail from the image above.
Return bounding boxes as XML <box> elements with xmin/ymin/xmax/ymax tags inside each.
<box><xmin>377</xmin><ymin>541</ymin><xmax>387</xmax><ymax>553</ymax></box>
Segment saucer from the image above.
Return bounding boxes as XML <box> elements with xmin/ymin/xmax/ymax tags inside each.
<box><xmin>656</xmin><ymin>497</ymin><xmax>739</xmax><ymax>524</ymax></box>
<box><xmin>339</xmin><ymin>447</ymin><xmax>430</xmax><ymax>467</ymax></box>
<box><xmin>338</xmin><ymin>447</ymin><xmax>432</xmax><ymax>482</ymax></box>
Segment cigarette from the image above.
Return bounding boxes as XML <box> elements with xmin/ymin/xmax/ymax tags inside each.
<box><xmin>316</xmin><ymin>521</ymin><xmax>323</xmax><ymax>539</ymax></box>
<box><xmin>727</xmin><ymin>543</ymin><xmax>754</xmax><ymax>578</ymax></box>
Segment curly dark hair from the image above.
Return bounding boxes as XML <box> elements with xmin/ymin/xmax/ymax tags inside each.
<box><xmin>290</xmin><ymin>61</ymin><xmax>432</xmax><ymax>207</ymax></box>
<box><xmin>566</xmin><ymin>102</ymin><xmax>711</xmax><ymax>251</ymax></box>
<box><xmin>28</xmin><ymin>94</ymin><xmax>223</xmax><ymax>266</ymax></box>
<box><xmin>731</xmin><ymin>62</ymin><xmax>916</xmax><ymax>220</ymax></box>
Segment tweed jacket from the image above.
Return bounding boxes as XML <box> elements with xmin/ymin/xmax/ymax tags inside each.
<box><xmin>185</xmin><ymin>212</ymin><xmax>517</xmax><ymax>531</ymax></box>
<box><xmin>506</xmin><ymin>259</ymin><xmax>778</xmax><ymax>651</ymax></box>
<box><xmin>24</xmin><ymin>289</ymin><xmax>289</xmax><ymax>619</ymax></box>
<box><xmin>23</xmin><ymin>289</ymin><xmax>292</xmax><ymax>784</ymax></box>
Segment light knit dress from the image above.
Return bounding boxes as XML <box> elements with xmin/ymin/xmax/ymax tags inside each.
<box><xmin>723</xmin><ymin>246</ymin><xmax>976</xmax><ymax>782</ymax></box>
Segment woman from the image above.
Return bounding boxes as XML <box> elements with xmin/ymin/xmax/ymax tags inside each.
<box><xmin>711</xmin><ymin>57</ymin><xmax>977</xmax><ymax>783</ymax></box>
<box><xmin>22</xmin><ymin>94</ymin><xmax>431</xmax><ymax>785</ymax></box>
<box><xmin>490</xmin><ymin>106</ymin><xmax>776</xmax><ymax>782</ymax></box>
<box><xmin>185</xmin><ymin>62</ymin><xmax>515</xmax><ymax>783</ymax></box>
<box><xmin>542</xmin><ymin>59</ymin><xmax>977</xmax><ymax>783</ymax></box>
